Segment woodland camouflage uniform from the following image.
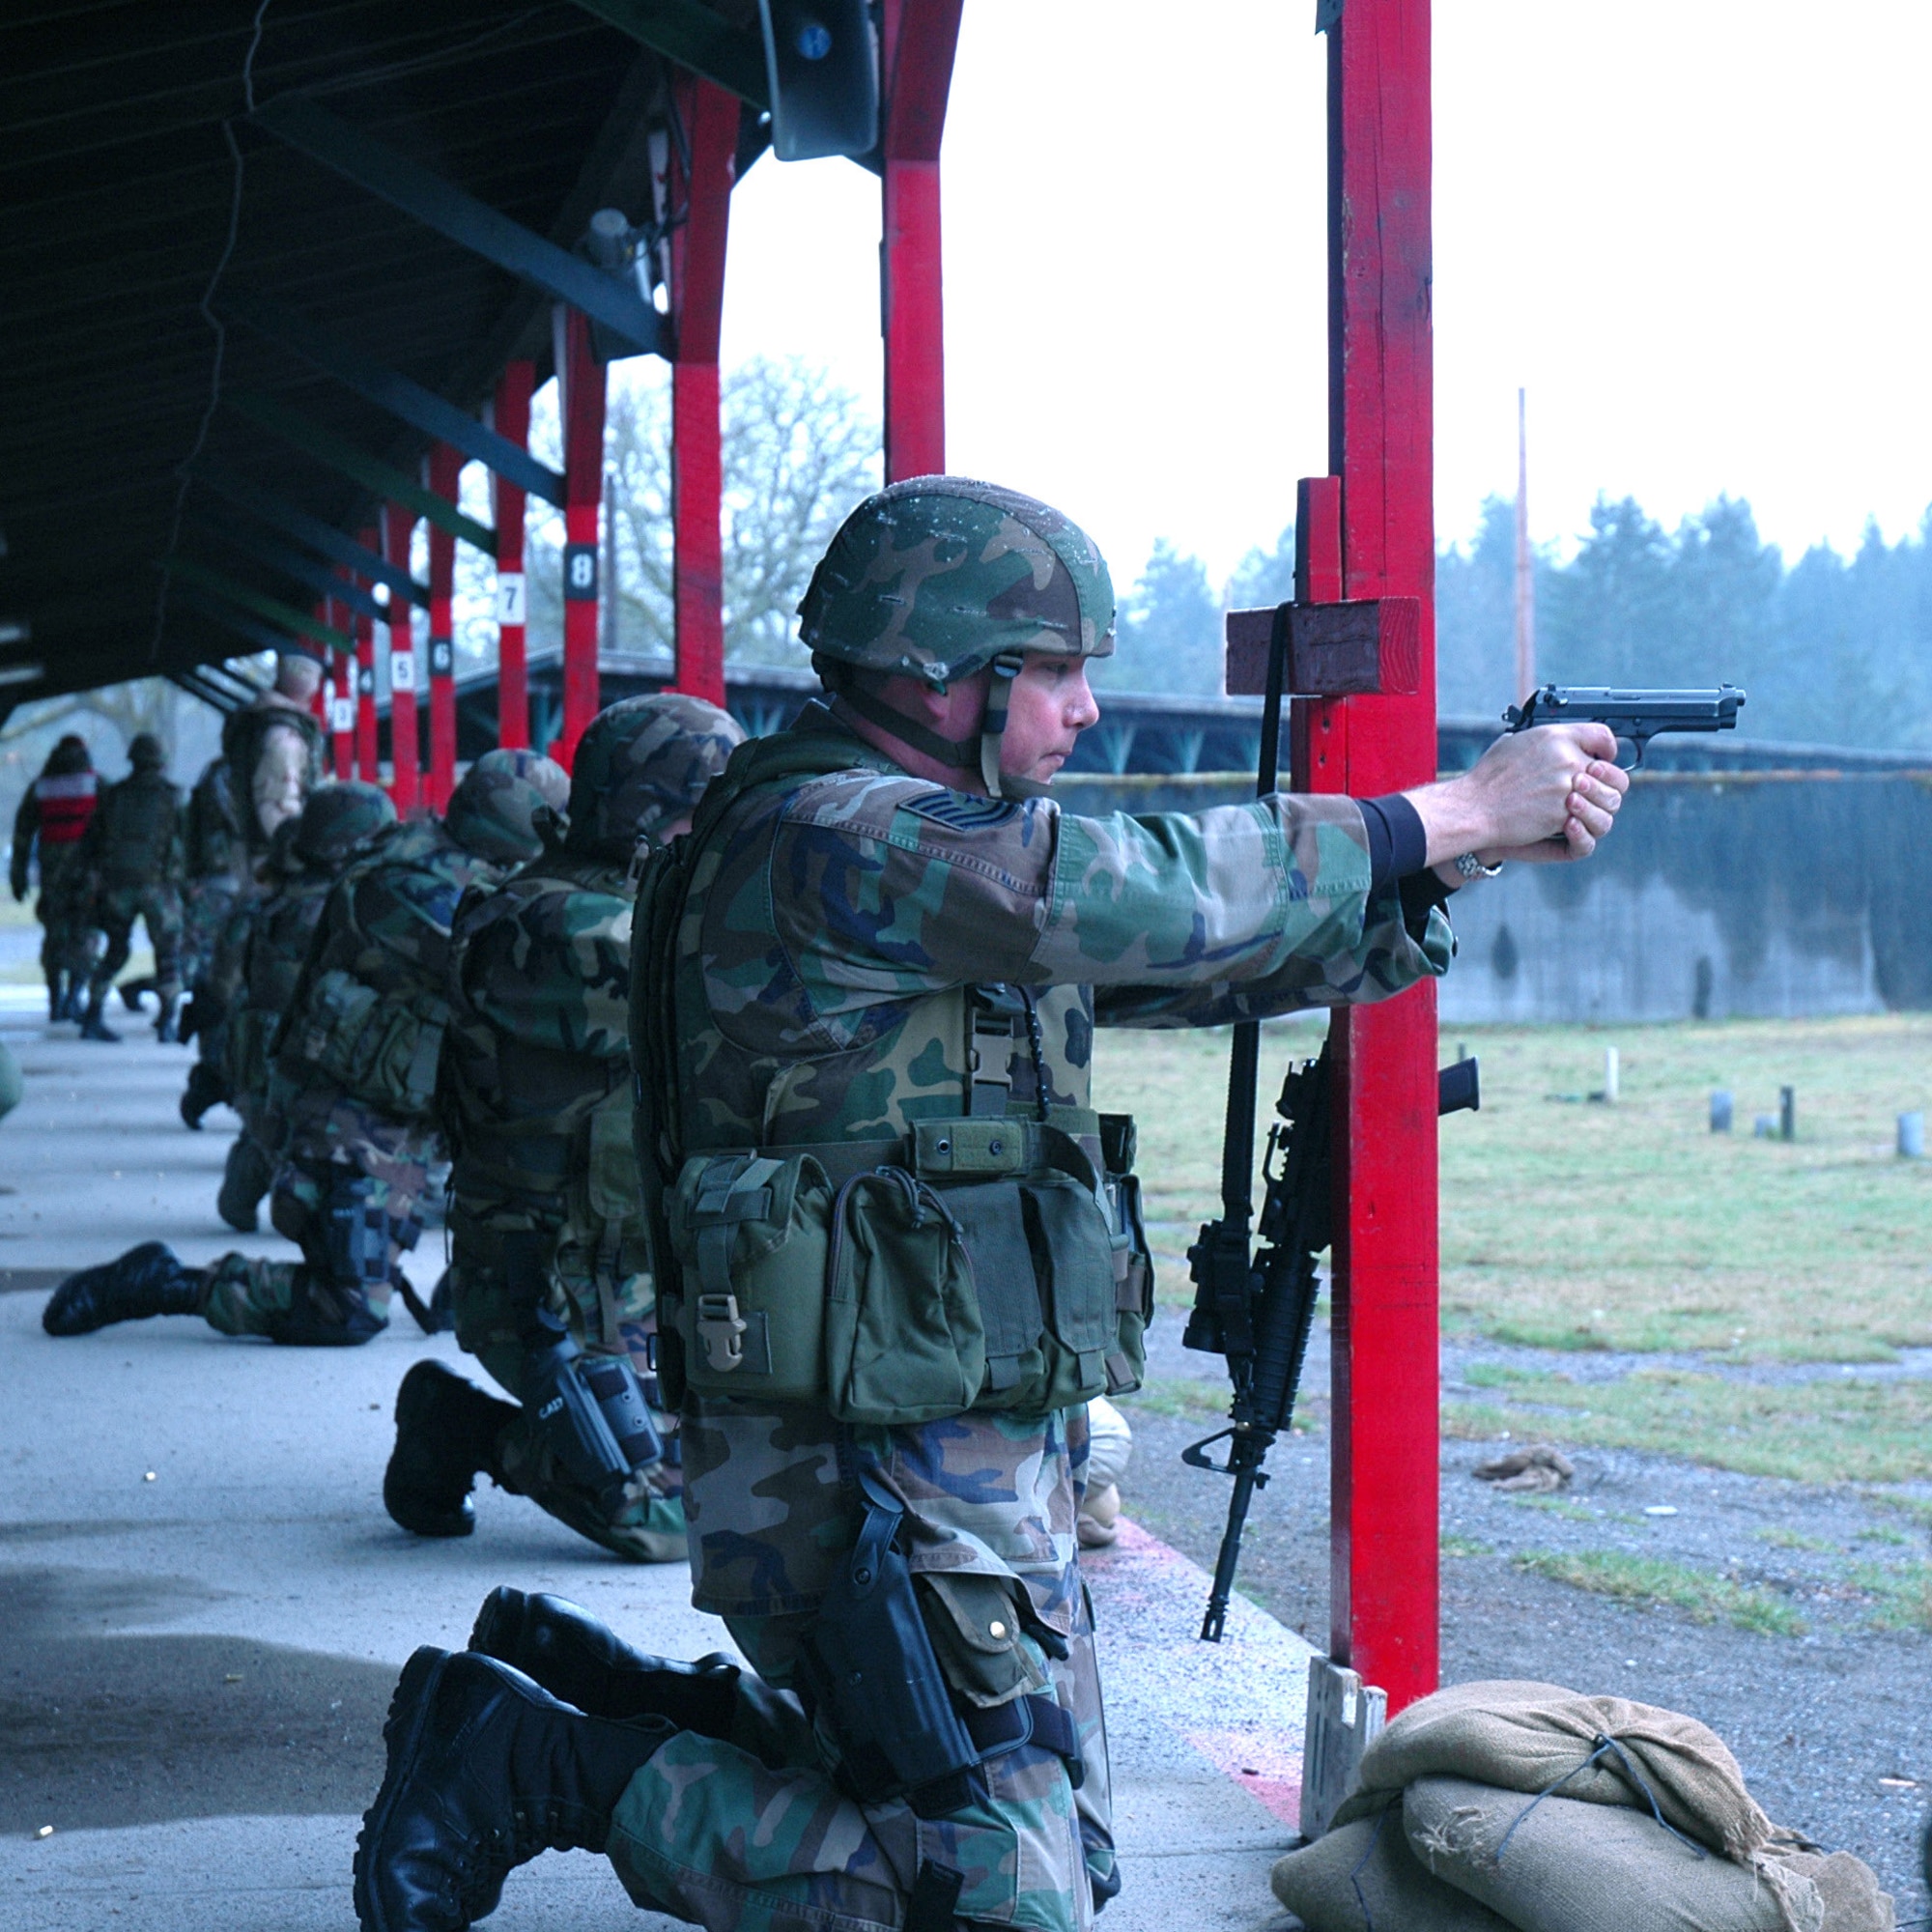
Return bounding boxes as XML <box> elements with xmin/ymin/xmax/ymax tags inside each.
<box><xmin>212</xmin><ymin>783</ymin><xmax>398</xmax><ymax>1234</ymax></box>
<box><xmin>412</xmin><ymin>696</ymin><xmax>744</xmax><ymax>1562</ymax></box>
<box><xmin>196</xmin><ymin>752</ymin><xmax>568</xmax><ymax>1344</ymax></box>
<box><xmin>76</xmin><ymin>733</ymin><xmax>185</xmax><ymax>1034</ymax></box>
<box><xmin>598</xmin><ymin>481</ymin><xmax>1454</xmax><ymax>1932</ymax></box>
<box><xmin>42</xmin><ymin>754</ymin><xmax>568</xmax><ymax>1352</ymax></box>
<box><xmin>182</xmin><ymin>676</ymin><xmax>326</xmax><ymax>1115</ymax></box>
<box><xmin>349</xmin><ymin>481</ymin><xmax>1455</xmax><ymax>1932</ymax></box>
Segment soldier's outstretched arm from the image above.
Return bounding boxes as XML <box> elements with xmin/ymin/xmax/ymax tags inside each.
<box><xmin>755</xmin><ymin>773</ymin><xmax>1442</xmax><ymax>1019</ymax></box>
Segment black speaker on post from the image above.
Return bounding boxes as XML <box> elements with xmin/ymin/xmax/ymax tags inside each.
<box><xmin>756</xmin><ymin>0</ymin><xmax>879</xmax><ymax>159</ymax></box>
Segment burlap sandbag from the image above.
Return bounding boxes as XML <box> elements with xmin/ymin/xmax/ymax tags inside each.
<box><xmin>1772</xmin><ymin>1850</ymin><xmax>1896</xmax><ymax>1932</ymax></box>
<box><xmin>1401</xmin><ymin>1775</ymin><xmax>1823</xmax><ymax>1932</ymax></box>
<box><xmin>1332</xmin><ymin>1680</ymin><xmax>1772</xmax><ymax>1861</ymax></box>
<box><xmin>1270</xmin><ymin>1800</ymin><xmax>1517</xmax><ymax>1932</ymax></box>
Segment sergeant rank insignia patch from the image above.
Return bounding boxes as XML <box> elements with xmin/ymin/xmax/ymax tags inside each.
<box><xmin>900</xmin><ymin>789</ymin><xmax>1021</xmax><ymax>831</ymax></box>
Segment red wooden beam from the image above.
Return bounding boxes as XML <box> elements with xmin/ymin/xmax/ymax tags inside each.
<box><xmin>327</xmin><ymin>582</ymin><xmax>355</xmax><ymax>780</ymax></box>
<box><xmin>1321</xmin><ymin>0</ymin><xmax>1440</xmax><ymax>1717</ymax></box>
<box><xmin>880</xmin><ymin>0</ymin><xmax>961</xmax><ymax>481</ymax></box>
<box><xmin>558</xmin><ymin>308</ymin><xmax>605</xmax><ymax>768</ymax></box>
<box><xmin>384</xmin><ymin>502</ymin><xmax>420</xmax><ymax>814</ymax></box>
<box><xmin>493</xmin><ymin>360</ymin><xmax>532</xmax><ymax>751</ymax></box>
<box><xmin>668</xmin><ymin>74</ymin><xmax>736</xmax><ymax>707</ymax></box>
<box><xmin>426</xmin><ymin>443</ymin><xmax>461</xmax><ymax>810</ymax></box>
<box><xmin>355</xmin><ymin>524</ymin><xmax>379</xmax><ymax>782</ymax></box>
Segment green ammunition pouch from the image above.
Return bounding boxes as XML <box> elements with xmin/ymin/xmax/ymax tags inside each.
<box><xmin>287</xmin><ymin>966</ymin><xmax>449</xmax><ymax>1120</ymax></box>
<box><xmin>661</xmin><ymin>1109</ymin><xmax>1151</xmax><ymax>1424</ymax></box>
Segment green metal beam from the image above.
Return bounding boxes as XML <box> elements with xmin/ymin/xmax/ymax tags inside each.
<box><xmin>225</xmin><ymin>391</ymin><xmax>498</xmax><ymax>558</ymax></box>
<box><xmin>571</xmin><ymin>0</ymin><xmax>770</xmax><ymax>104</ymax></box>
<box><xmin>160</xmin><ymin>556</ymin><xmax>355</xmax><ymax>653</ymax></box>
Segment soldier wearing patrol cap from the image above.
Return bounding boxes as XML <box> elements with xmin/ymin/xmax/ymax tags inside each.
<box><xmin>351</xmin><ymin>477</ymin><xmax>1629</xmax><ymax>1932</ymax></box>
<box><xmin>383</xmin><ymin>693</ymin><xmax>744</xmax><ymax>1567</ymax></box>
<box><xmin>43</xmin><ymin>751</ymin><xmax>567</xmax><ymax>1350</ymax></box>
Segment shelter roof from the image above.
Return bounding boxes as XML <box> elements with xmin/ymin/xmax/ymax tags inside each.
<box><xmin>0</xmin><ymin>0</ymin><xmax>767</xmax><ymax>717</ymax></box>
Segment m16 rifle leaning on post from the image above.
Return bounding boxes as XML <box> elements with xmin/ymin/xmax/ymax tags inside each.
<box><xmin>1181</xmin><ymin>662</ymin><xmax>1744</xmax><ymax>1643</ymax></box>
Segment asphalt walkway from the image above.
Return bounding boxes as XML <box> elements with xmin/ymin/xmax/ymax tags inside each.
<box><xmin>0</xmin><ymin>996</ymin><xmax>1306</xmax><ymax>1931</ymax></box>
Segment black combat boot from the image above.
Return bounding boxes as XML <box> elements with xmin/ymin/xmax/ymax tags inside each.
<box><xmin>43</xmin><ymin>1242</ymin><xmax>207</xmax><ymax>1336</ymax></box>
<box><xmin>180</xmin><ymin>1058</ymin><xmax>227</xmax><ymax>1130</ymax></box>
<box><xmin>216</xmin><ymin>1135</ymin><xmax>274</xmax><ymax>1232</ymax></box>
<box><xmin>467</xmin><ymin>1588</ymin><xmax>741</xmax><ymax>1735</ymax></box>
<box><xmin>77</xmin><ymin>989</ymin><xmax>120</xmax><ymax>1042</ymax></box>
<box><xmin>155</xmin><ymin>994</ymin><xmax>180</xmax><ymax>1044</ymax></box>
<box><xmin>353</xmin><ymin>1646</ymin><xmax>673</xmax><ymax>1932</ymax></box>
<box><xmin>383</xmin><ymin>1362</ymin><xmax>520</xmax><ymax>1539</ymax></box>
<box><xmin>44</xmin><ymin>971</ymin><xmax>64</xmax><ymax>1023</ymax></box>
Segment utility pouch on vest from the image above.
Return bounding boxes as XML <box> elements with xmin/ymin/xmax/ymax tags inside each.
<box><xmin>227</xmin><ymin>1005</ymin><xmax>271</xmax><ymax>1101</ymax></box>
<box><xmin>578</xmin><ymin>1087</ymin><xmax>647</xmax><ymax>1244</ymax></box>
<box><xmin>825</xmin><ymin>1168</ymin><xmax>990</xmax><ymax>1426</ymax></box>
<box><xmin>666</xmin><ymin>1150</ymin><xmax>832</xmax><ymax>1402</ymax></box>
<box><xmin>292</xmin><ymin>967</ymin><xmax>448</xmax><ymax>1119</ymax></box>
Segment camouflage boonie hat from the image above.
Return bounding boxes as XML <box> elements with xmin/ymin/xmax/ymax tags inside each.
<box><xmin>799</xmin><ymin>475</ymin><xmax>1115</xmax><ymax>685</ymax></box>
<box><xmin>294</xmin><ymin>781</ymin><xmax>396</xmax><ymax>867</ymax></box>
<box><xmin>128</xmin><ymin>732</ymin><xmax>165</xmax><ymax>770</ymax></box>
<box><xmin>446</xmin><ymin>749</ymin><xmax>570</xmax><ymax>865</ymax></box>
<box><xmin>566</xmin><ymin>694</ymin><xmax>745</xmax><ymax>857</ymax></box>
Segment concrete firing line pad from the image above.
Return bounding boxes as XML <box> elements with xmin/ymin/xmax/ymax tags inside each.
<box><xmin>0</xmin><ymin>1007</ymin><xmax>1307</xmax><ymax>1930</ymax></box>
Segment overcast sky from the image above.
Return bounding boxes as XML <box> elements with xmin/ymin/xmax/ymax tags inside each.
<box><xmin>709</xmin><ymin>1</ymin><xmax>1932</xmax><ymax>587</ymax></box>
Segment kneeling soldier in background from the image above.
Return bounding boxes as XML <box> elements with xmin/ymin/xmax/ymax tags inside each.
<box><xmin>43</xmin><ymin>752</ymin><xmax>565</xmax><ymax>1348</ymax></box>
<box><xmin>384</xmin><ymin>694</ymin><xmax>742</xmax><ymax>1565</ymax></box>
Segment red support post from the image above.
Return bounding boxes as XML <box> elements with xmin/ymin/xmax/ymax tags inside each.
<box><xmin>384</xmin><ymin>502</ymin><xmax>420</xmax><ymax>814</ymax></box>
<box><xmin>426</xmin><ymin>443</ymin><xmax>461</xmax><ymax>810</ymax></box>
<box><xmin>880</xmin><ymin>0</ymin><xmax>961</xmax><ymax>481</ymax></box>
<box><xmin>355</xmin><ymin>525</ymin><xmax>379</xmax><ymax>782</ymax></box>
<box><xmin>668</xmin><ymin>74</ymin><xmax>737</xmax><ymax>708</ymax></box>
<box><xmin>557</xmin><ymin>308</ymin><xmax>606</xmax><ymax>768</ymax></box>
<box><xmin>493</xmin><ymin>360</ymin><xmax>533</xmax><ymax>751</ymax></box>
<box><xmin>329</xmin><ymin>632</ymin><xmax>355</xmax><ymax>780</ymax></box>
<box><xmin>1320</xmin><ymin>0</ymin><xmax>1440</xmax><ymax>1717</ymax></box>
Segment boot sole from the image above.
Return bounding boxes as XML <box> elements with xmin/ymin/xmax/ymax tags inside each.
<box><xmin>352</xmin><ymin>1647</ymin><xmax>448</xmax><ymax>1932</ymax></box>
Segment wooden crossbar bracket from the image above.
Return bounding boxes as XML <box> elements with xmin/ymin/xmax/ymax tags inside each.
<box><xmin>1223</xmin><ymin>597</ymin><xmax>1420</xmax><ymax>699</ymax></box>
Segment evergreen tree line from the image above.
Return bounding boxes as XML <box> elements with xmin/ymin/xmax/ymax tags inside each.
<box><xmin>1110</xmin><ymin>497</ymin><xmax>1932</xmax><ymax>751</ymax></box>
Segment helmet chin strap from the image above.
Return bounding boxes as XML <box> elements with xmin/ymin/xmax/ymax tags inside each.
<box><xmin>828</xmin><ymin>651</ymin><xmax>1035</xmax><ymax>799</ymax></box>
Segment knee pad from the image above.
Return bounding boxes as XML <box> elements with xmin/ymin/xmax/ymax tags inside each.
<box><xmin>522</xmin><ymin>1309</ymin><xmax>665</xmax><ymax>1515</ymax></box>
<box><xmin>323</xmin><ymin>1175</ymin><xmax>392</xmax><ymax>1292</ymax></box>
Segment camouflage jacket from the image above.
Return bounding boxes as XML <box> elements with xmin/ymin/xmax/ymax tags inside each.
<box><xmin>78</xmin><ymin>770</ymin><xmax>184</xmax><ymax>892</ymax></box>
<box><xmin>185</xmin><ymin>757</ymin><xmax>245</xmax><ymax>883</ymax></box>
<box><xmin>441</xmin><ymin>844</ymin><xmax>635</xmax><ymax>1205</ymax></box>
<box><xmin>223</xmin><ymin>856</ymin><xmax>343</xmax><ymax>1108</ymax></box>
<box><xmin>668</xmin><ymin>703</ymin><xmax>1452</xmax><ymax>1621</ymax></box>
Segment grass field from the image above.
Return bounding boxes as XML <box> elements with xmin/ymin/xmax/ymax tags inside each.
<box><xmin>1093</xmin><ymin>1012</ymin><xmax>1932</xmax><ymax>1364</ymax></box>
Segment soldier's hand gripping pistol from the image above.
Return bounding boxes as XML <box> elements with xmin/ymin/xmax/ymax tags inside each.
<box><xmin>1503</xmin><ymin>684</ymin><xmax>1744</xmax><ymax>768</ymax></box>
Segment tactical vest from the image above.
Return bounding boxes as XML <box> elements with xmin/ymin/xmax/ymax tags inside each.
<box><xmin>228</xmin><ymin>869</ymin><xmax>336</xmax><ymax>1105</ymax></box>
<box><xmin>274</xmin><ymin>822</ymin><xmax>484</xmax><ymax>1122</ymax></box>
<box><xmin>632</xmin><ymin>720</ymin><xmax>1152</xmax><ymax>1424</ymax></box>
<box><xmin>441</xmin><ymin>852</ymin><xmax>636</xmax><ymax>1217</ymax></box>
<box><xmin>93</xmin><ymin>772</ymin><xmax>182</xmax><ymax>889</ymax></box>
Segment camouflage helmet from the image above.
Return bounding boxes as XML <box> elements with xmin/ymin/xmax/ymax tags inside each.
<box><xmin>128</xmin><ymin>732</ymin><xmax>165</xmax><ymax>771</ymax></box>
<box><xmin>293</xmin><ymin>781</ymin><xmax>396</xmax><ymax>868</ymax></box>
<box><xmin>444</xmin><ymin>748</ymin><xmax>570</xmax><ymax>865</ymax></box>
<box><xmin>565</xmin><ymin>694</ymin><xmax>745</xmax><ymax>857</ymax></box>
<box><xmin>799</xmin><ymin>476</ymin><xmax>1115</xmax><ymax>796</ymax></box>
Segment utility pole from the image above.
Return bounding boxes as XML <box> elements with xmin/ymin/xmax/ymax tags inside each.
<box><xmin>1514</xmin><ymin>386</ymin><xmax>1535</xmax><ymax>701</ymax></box>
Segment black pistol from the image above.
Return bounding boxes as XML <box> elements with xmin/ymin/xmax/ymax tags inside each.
<box><xmin>1504</xmin><ymin>685</ymin><xmax>1745</xmax><ymax>768</ymax></box>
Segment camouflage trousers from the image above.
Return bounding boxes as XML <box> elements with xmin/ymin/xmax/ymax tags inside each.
<box><xmin>201</xmin><ymin>1111</ymin><xmax>432</xmax><ymax>1346</ymax></box>
<box><xmin>34</xmin><ymin>846</ymin><xmax>99</xmax><ymax>981</ymax></box>
<box><xmin>446</xmin><ymin>1186</ymin><xmax>684</xmax><ymax>1564</ymax></box>
<box><xmin>606</xmin><ymin>1585</ymin><xmax>1113</xmax><ymax>1932</ymax></box>
<box><xmin>88</xmin><ymin>881</ymin><xmax>183</xmax><ymax>1002</ymax></box>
